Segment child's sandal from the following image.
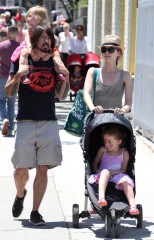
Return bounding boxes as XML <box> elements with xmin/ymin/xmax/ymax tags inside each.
<box><xmin>129</xmin><ymin>206</ymin><xmax>139</xmax><ymax>215</ymax></box>
<box><xmin>98</xmin><ymin>198</ymin><xmax>107</xmax><ymax>206</ymax></box>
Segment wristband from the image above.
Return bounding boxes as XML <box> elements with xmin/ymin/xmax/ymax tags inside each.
<box><xmin>53</xmin><ymin>48</ymin><xmax>60</xmax><ymax>54</ymax></box>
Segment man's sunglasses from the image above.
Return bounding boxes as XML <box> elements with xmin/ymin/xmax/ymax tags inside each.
<box><xmin>101</xmin><ymin>46</ymin><xmax>119</xmax><ymax>54</ymax></box>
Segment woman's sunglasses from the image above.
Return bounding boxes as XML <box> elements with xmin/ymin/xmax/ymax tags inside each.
<box><xmin>101</xmin><ymin>46</ymin><xmax>118</xmax><ymax>54</ymax></box>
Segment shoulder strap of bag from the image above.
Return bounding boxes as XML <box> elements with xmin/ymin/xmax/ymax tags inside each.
<box><xmin>93</xmin><ymin>67</ymin><xmax>98</xmax><ymax>90</ymax></box>
<box><xmin>91</xmin><ymin>68</ymin><xmax>98</xmax><ymax>100</ymax></box>
<box><xmin>119</xmin><ymin>70</ymin><xmax>124</xmax><ymax>82</ymax></box>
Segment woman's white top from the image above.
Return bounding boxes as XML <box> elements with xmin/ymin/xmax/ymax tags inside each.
<box><xmin>58</xmin><ymin>31</ymin><xmax>74</xmax><ymax>53</ymax></box>
<box><xmin>69</xmin><ymin>36</ymin><xmax>92</xmax><ymax>54</ymax></box>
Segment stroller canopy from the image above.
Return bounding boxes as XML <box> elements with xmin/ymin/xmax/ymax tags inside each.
<box><xmin>66</xmin><ymin>54</ymin><xmax>83</xmax><ymax>68</ymax></box>
<box><xmin>80</xmin><ymin>112</ymin><xmax>136</xmax><ymax>165</ymax></box>
<box><xmin>83</xmin><ymin>52</ymin><xmax>100</xmax><ymax>67</ymax></box>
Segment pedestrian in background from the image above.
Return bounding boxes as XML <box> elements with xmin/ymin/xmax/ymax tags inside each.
<box><xmin>0</xmin><ymin>30</ymin><xmax>8</xmax><ymax>42</ymax></box>
<box><xmin>5</xmin><ymin>11</ymin><xmax>15</xmax><ymax>26</ymax></box>
<box><xmin>58</xmin><ymin>22</ymin><xmax>74</xmax><ymax>66</ymax></box>
<box><xmin>0</xmin><ymin>26</ymin><xmax>19</xmax><ymax>136</ymax></box>
<box><xmin>69</xmin><ymin>24</ymin><xmax>92</xmax><ymax>56</ymax></box>
<box><xmin>16</xmin><ymin>22</ymin><xmax>25</xmax><ymax>43</ymax></box>
<box><xmin>0</xmin><ymin>13</ymin><xmax>7</xmax><ymax>29</ymax></box>
<box><xmin>54</xmin><ymin>18</ymin><xmax>67</xmax><ymax>37</ymax></box>
<box><xmin>5</xmin><ymin>25</ymin><xmax>69</xmax><ymax>226</ymax></box>
<box><xmin>13</xmin><ymin>7</ymin><xmax>24</xmax><ymax>25</ymax></box>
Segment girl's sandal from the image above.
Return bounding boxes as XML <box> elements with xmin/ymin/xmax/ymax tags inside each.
<box><xmin>98</xmin><ymin>198</ymin><xmax>107</xmax><ymax>206</ymax></box>
<box><xmin>129</xmin><ymin>206</ymin><xmax>140</xmax><ymax>215</ymax></box>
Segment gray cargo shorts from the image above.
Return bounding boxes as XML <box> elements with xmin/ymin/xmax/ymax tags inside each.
<box><xmin>11</xmin><ymin>120</ymin><xmax>62</xmax><ymax>169</ymax></box>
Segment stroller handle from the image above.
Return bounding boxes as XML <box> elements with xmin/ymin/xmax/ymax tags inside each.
<box><xmin>102</xmin><ymin>108</ymin><xmax>114</xmax><ymax>113</ymax></box>
<box><xmin>92</xmin><ymin>108</ymin><xmax>115</xmax><ymax>114</ymax></box>
<box><xmin>86</xmin><ymin>108</ymin><xmax>115</xmax><ymax>120</ymax></box>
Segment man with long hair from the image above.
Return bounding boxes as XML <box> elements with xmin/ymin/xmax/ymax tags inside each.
<box><xmin>5</xmin><ymin>25</ymin><xmax>69</xmax><ymax>226</ymax></box>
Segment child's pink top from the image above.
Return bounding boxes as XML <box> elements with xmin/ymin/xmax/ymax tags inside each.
<box><xmin>99</xmin><ymin>149</ymin><xmax>123</xmax><ymax>171</ymax></box>
<box><xmin>11</xmin><ymin>40</ymin><xmax>27</xmax><ymax>62</ymax></box>
<box><xmin>88</xmin><ymin>149</ymin><xmax>134</xmax><ymax>190</ymax></box>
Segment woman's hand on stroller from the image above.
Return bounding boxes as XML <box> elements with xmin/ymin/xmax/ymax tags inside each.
<box><xmin>114</xmin><ymin>107</ymin><xmax>127</xmax><ymax>115</ymax></box>
<box><xmin>91</xmin><ymin>105</ymin><xmax>104</xmax><ymax>114</ymax></box>
<box><xmin>92</xmin><ymin>106</ymin><xmax>128</xmax><ymax>115</ymax></box>
<box><xmin>92</xmin><ymin>106</ymin><xmax>115</xmax><ymax>114</ymax></box>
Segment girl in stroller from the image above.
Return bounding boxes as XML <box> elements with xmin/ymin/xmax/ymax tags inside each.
<box><xmin>73</xmin><ymin>111</ymin><xmax>143</xmax><ymax>238</ymax></box>
<box><xmin>88</xmin><ymin>123</ymin><xmax>139</xmax><ymax>215</ymax></box>
<box><xmin>66</xmin><ymin>53</ymin><xmax>100</xmax><ymax>101</ymax></box>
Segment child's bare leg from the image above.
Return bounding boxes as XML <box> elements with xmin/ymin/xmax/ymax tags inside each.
<box><xmin>121</xmin><ymin>181</ymin><xmax>136</xmax><ymax>207</ymax></box>
<box><xmin>121</xmin><ymin>181</ymin><xmax>139</xmax><ymax>215</ymax></box>
<box><xmin>98</xmin><ymin>169</ymin><xmax>110</xmax><ymax>200</ymax></box>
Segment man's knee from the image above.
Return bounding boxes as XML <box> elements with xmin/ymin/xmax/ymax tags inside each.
<box><xmin>36</xmin><ymin>165</ymin><xmax>48</xmax><ymax>176</ymax></box>
<box><xmin>14</xmin><ymin>168</ymin><xmax>29</xmax><ymax>180</ymax></box>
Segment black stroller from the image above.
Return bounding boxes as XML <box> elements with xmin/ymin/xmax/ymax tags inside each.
<box><xmin>72</xmin><ymin>110</ymin><xmax>143</xmax><ymax>238</ymax></box>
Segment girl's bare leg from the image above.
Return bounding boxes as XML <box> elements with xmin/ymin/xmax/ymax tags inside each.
<box><xmin>98</xmin><ymin>169</ymin><xmax>110</xmax><ymax>200</ymax></box>
<box><xmin>121</xmin><ymin>181</ymin><xmax>136</xmax><ymax>207</ymax></box>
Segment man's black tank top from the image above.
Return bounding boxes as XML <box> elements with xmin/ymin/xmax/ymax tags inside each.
<box><xmin>17</xmin><ymin>56</ymin><xmax>58</xmax><ymax>121</ymax></box>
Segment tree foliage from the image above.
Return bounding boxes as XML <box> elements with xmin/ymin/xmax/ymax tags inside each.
<box><xmin>59</xmin><ymin>0</ymin><xmax>88</xmax><ymax>22</ymax></box>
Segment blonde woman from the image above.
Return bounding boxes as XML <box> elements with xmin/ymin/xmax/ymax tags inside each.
<box><xmin>58</xmin><ymin>22</ymin><xmax>74</xmax><ymax>65</ymax></box>
<box><xmin>84</xmin><ymin>35</ymin><xmax>132</xmax><ymax>115</ymax></box>
<box><xmin>84</xmin><ymin>35</ymin><xmax>133</xmax><ymax>215</ymax></box>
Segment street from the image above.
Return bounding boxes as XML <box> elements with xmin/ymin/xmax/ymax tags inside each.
<box><xmin>0</xmin><ymin>97</ymin><xmax>154</xmax><ymax>240</ymax></box>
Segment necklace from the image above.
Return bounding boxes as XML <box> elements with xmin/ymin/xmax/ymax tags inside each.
<box><xmin>31</xmin><ymin>50</ymin><xmax>51</xmax><ymax>61</ymax></box>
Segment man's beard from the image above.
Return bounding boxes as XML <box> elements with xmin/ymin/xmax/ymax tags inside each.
<box><xmin>38</xmin><ymin>44</ymin><xmax>51</xmax><ymax>53</ymax></box>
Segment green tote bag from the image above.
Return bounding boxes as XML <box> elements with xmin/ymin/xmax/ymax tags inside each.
<box><xmin>64</xmin><ymin>68</ymin><xmax>98</xmax><ymax>137</ymax></box>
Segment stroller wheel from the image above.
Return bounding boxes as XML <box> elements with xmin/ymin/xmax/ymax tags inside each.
<box><xmin>136</xmin><ymin>204</ymin><xmax>143</xmax><ymax>228</ymax></box>
<box><xmin>105</xmin><ymin>214</ymin><xmax>111</xmax><ymax>237</ymax></box>
<box><xmin>72</xmin><ymin>204</ymin><xmax>79</xmax><ymax>228</ymax></box>
<box><xmin>114</xmin><ymin>217</ymin><xmax>121</xmax><ymax>238</ymax></box>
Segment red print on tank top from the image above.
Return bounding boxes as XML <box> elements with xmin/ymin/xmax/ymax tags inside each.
<box><xmin>27</xmin><ymin>66</ymin><xmax>54</xmax><ymax>92</ymax></box>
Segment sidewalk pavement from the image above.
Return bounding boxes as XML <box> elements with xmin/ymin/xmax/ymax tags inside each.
<box><xmin>0</xmin><ymin>109</ymin><xmax>154</xmax><ymax>239</ymax></box>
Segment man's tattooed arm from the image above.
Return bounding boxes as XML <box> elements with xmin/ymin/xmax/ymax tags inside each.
<box><xmin>5</xmin><ymin>73</ymin><xmax>22</xmax><ymax>98</ymax></box>
<box><xmin>56</xmin><ymin>74</ymin><xmax>70</xmax><ymax>100</ymax></box>
<box><xmin>10</xmin><ymin>81</ymin><xmax>20</xmax><ymax>97</ymax></box>
<box><xmin>62</xmin><ymin>82</ymin><xmax>69</xmax><ymax>99</ymax></box>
